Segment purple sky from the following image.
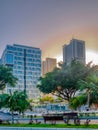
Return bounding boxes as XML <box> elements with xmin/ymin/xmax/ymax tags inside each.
<box><xmin>0</xmin><ymin>0</ymin><xmax>98</xmax><ymax>63</ymax></box>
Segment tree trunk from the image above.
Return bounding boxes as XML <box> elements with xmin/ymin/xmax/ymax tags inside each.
<box><xmin>11</xmin><ymin>111</ymin><xmax>14</xmax><ymax>124</ymax></box>
<box><xmin>87</xmin><ymin>90</ymin><xmax>90</xmax><ymax>109</ymax></box>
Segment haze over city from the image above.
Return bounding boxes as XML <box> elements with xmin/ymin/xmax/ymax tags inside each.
<box><xmin>0</xmin><ymin>0</ymin><xmax>98</xmax><ymax>64</ymax></box>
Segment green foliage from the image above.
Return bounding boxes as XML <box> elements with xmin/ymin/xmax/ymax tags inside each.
<box><xmin>69</xmin><ymin>67</ymin><xmax>98</xmax><ymax>110</ymax></box>
<box><xmin>1</xmin><ymin>123</ymin><xmax>98</xmax><ymax>128</ymax></box>
<box><xmin>6</xmin><ymin>91</ymin><xmax>30</xmax><ymax>114</ymax></box>
<box><xmin>0</xmin><ymin>65</ymin><xmax>17</xmax><ymax>89</ymax></box>
<box><xmin>37</xmin><ymin>60</ymin><xmax>94</xmax><ymax>101</ymax></box>
<box><xmin>37</xmin><ymin>72</ymin><xmax>57</xmax><ymax>94</ymax></box>
<box><xmin>69</xmin><ymin>94</ymin><xmax>87</xmax><ymax>110</ymax></box>
<box><xmin>78</xmin><ymin>73</ymin><xmax>98</xmax><ymax>107</ymax></box>
<box><xmin>0</xmin><ymin>93</ymin><xmax>9</xmax><ymax>108</ymax></box>
<box><xmin>0</xmin><ymin>91</ymin><xmax>30</xmax><ymax>124</ymax></box>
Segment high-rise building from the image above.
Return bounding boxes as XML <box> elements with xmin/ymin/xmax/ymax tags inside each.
<box><xmin>42</xmin><ymin>58</ymin><xmax>57</xmax><ymax>76</ymax></box>
<box><xmin>1</xmin><ymin>44</ymin><xmax>41</xmax><ymax>98</ymax></box>
<box><xmin>63</xmin><ymin>39</ymin><xmax>85</xmax><ymax>64</ymax></box>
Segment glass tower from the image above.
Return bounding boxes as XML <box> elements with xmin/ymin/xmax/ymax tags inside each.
<box><xmin>1</xmin><ymin>44</ymin><xmax>41</xmax><ymax>98</ymax></box>
<box><xmin>63</xmin><ymin>39</ymin><xmax>85</xmax><ymax>64</ymax></box>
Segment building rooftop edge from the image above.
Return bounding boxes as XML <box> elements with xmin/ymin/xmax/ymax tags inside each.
<box><xmin>13</xmin><ymin>44</ymin><xmax>41</xmax><ymax>50</ymax></box>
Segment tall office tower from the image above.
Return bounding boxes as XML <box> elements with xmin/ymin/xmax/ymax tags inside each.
<box><xmin>63</xmin><ymin>39</ymin><xmax>85</xmax><ymax>64</ymax></box>
<box><xmin>42</xmin><ymin>58</ymin><xmax>57</xmax><ymax>76</ymax></box>
<box><xmin>1</xmin><ymin>44</ymin><xmax>41</xmax><ymax>99</ymax></box>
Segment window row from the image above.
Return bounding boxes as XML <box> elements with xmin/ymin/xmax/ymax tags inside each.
<box><xmin>7</xmin><ymin>45</ymin><xmax>41</xmax><ymax>54</ymax></box>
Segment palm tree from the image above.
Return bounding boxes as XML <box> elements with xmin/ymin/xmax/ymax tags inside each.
<box><xmin>69</xmin><ymin>94</ymin><xmax>87</xmax><ymax>111</ymax></box>
<box><xmin>6</xmin><ymin>91</ymin><xmax>30</xmax><ymax>124</ymax></box>
<box><xmin>78</xmin><ymin>74</ymin><xmax>98</xmax><ymax>108</ymax></box>
<box><xmin>0</xmin><ymin>65</ymin><xmax>17</xmax><ymax>90</ymax></box>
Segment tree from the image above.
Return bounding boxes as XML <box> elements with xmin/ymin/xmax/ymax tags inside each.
<box><xmin>6</xmin><ymin>91</ymin><xmax>30</xmax><ymax>124</ymax></box>
<box><xmin>14</xmin><ymin>91</ymin><xmax>31</xmax><ymax>115</ymax></box>
<box><xmin>37</xmin><ymin>60</ymin><xmax>93</xmax><ymax>102</ymax></box>
<box><xmin>0</xmin><ymin>65</ymin><xmax>17</xmax><ymax>90</ymax></box>
<box><xmin>69</xmin><ymin>68</ymin><xmax>98</xmax><ymax>110</ymax></box>
<box><xmin>78</xmin><ymin>73</ymin><xmax>98</xmax><ymax>108</ymax></box>
<box><xmin>69</xmin><ymin>94</ymin><xmax>87</xmax><ymax>110</ymax></box>
<box><xmin>0</xmin><ymin>93</ymin><xmax>9</xmax><ymax>108</ymax></box>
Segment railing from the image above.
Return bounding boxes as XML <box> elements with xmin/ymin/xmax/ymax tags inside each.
<box><xmin>43</xmin><ymin>112</ymin><xmax>80</xmax><ymax>125</ymax></box>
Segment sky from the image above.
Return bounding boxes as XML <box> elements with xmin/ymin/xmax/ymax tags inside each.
<box><xmin>0</xmin><ymin>0</ymin><xmax>98</xmax><ymax>64</ymax></box>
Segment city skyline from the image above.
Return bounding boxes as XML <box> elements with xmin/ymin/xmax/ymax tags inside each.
<box><xmin>0</xmin><ymin>0</ymin><xmax>98</xmax><ymax>64</ymax></box>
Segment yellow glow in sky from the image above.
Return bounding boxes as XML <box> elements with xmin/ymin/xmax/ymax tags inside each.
<box><xmin>86</xmin><ymin>50</ymin><xmax>98</xmax><ymax>65</ymax></box>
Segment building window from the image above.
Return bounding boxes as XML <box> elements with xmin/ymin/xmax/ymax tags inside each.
<box><xmin>6</xmin><ymin>53</ymin><xmax>13</xmax><ymax>64</ymax></box>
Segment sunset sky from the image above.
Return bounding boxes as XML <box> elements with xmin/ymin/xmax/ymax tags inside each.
<box><xmin>0</xmin><ymin>0</ymin><xmax>98</xmax><ymax>64</ymax></box>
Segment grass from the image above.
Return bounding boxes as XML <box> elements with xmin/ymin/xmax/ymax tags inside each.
<box><xmin>1</xmin><ymin>123</ymin><xmax>98</xmax><ymax>129</ymax></box>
